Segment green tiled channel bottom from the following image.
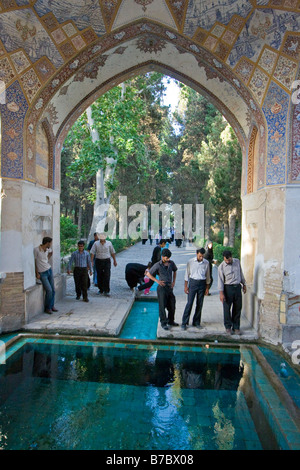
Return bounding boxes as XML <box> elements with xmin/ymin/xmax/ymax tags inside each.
<box><xmin>0</xmin><ymin>337</ymin><xmax>299</xmax><ymax>450</ymax></box>
<box><xmin>119</xmin><ymin>300</ymin><xmax>159</xmax><ymax>340</ymax></box>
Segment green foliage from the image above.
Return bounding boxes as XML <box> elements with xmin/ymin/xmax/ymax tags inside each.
<box><xmin>212</xmin><ymin>242</ymin><xmax>241</xmax><ymax>264</ymax></box>
<box><xmin>61</xmin><ymin>74</ymin><xmax>242</xmax><ymax>249</ymax></box>
<box><xmin>65</xmin><ymin>81</ymin><xmax>148</xmax><ymax>183</ymax></box>
<box><xmin>60</xmin><ymin>216</ymin><xmax>78</xmax><ymax>255</ymax></box>
<box><xmin>108</xmin><ymin>236</ymin><xmax>139</xmax><ymax>253</ymax></box>
<box><xmin>60</xmin><ymin>215</ymin><xmax>78</xmax><ymax>239</ymax></box>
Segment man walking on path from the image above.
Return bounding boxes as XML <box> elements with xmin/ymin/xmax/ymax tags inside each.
<box><xmin>34</xmin><ymin>236</ymin><xmax>58</xmax><ymax>314</ymax></box>
<box><xmin>67</xmin><ymin>241</ymin><xmax>92</xmax><ymax>302</ymax></box>
<box><xmin>181</xmin><ymin>248</ymin><xmax>210</xmax><ymax>330</ymax></box>
<box><xmin>146</xmin><ymin>248</ymin><xmax>178</xmax><ymax>330</ymax></box>
<box><xmin>218</xmin><ymin>250</ymin><xmax>247</xmax><ymax>335</ymax></box>
<box><xmin>90</xmin><ymin>233</ymin><xmax>117</xmax><ymax>296</ymax></box>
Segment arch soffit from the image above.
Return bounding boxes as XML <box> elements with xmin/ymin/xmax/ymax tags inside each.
<box><xmin>24</xmin><ymin>21</ymin><xmax>268</xmax><ymax>177</ymax></box>
<box><xmin>55</xmin><ymin>61</ymin><xmax>249</xmax><ymax>153</ymax></box>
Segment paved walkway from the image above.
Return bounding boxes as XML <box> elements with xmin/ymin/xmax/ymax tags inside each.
<box><xmin>24</xmin><ymin>241</ymin><xmax>258</xmax><ymax>342</ymax></box>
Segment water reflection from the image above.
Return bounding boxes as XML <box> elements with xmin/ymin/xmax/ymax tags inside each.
<box><xmin>0</xmin><ymin>342</ymin><xmax>257</xmax><ymax>450</ymax></box>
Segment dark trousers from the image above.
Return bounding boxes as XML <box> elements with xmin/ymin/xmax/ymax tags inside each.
<box><xmin>157</xmin><ymin>285</ymin><xmax>176</xmax><ymax>327</ymax></box>
<box><xmin>223</xmin><ymin>284</ymin><xmax>242</xmax><ymax>330</ymax></box>
<box><xmin>182</xmin><ymin>279</ymin><xmax>206</xmax><ymax>326</ymax></box>
<box><xmin>73</xmin><ymin>267</ymin><xmax>89</xmax><ymax>300</ymax></box>
<box><xmin>138</xmin><ymin>279</ymin><xmax>154</xmax><ymax>291</ymax></box>
<box><xmin>95</xmin><ymin>258</ymin><xmax>111</xmax><ymax>293</ymax></box>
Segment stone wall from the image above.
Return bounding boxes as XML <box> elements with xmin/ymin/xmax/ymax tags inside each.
<box><xmin>0</xmin><ymin>272</ymin><xmax>25</xmax><ymax>333</ymax></box>
<box><xmin>0</xmin><ymin>178</ymin><xmax>63</xmax><ymax>332</ymax></box>
<box><xmin>241</xmin><ymin>185</ymin><xmax>300</xmax><ymax>347</ymax></box>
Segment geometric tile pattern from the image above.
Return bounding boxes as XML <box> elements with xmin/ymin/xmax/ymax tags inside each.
<box><xmin>0</xmin><ymin>0</ymin><xmax>299</xmax><ymax>189</ymax></box>
<box><xmin>262</xmin><ymin>81</ymin><xmax>290</xmax><ymax>186</ymax></box>
<box><xmin>0</xmin><ymin>56</ymin><xmax>15</xmax><ymax>86</ymax></box>
<box><xmin>258</xmin><ymin>48</ymin><xmax>278</xmax><ymax>76</ymax></box>
<box><xmin>10</xmin><ymin>50</ymin><xmax>30</xmax><ymax>74</ymax></box>
<box><xmin>0</xmin><ymin>80</ymin><xmax>28</xmax><ymax>179</ymax></box>
<box><xmin>249</xmin><ymin>68</ymin><xmax>270</xmax><ymax>105</ymax></box>
<box><xmin>20</xmin><ymin>68</ymin><xmax>42</xmax><ymax>103</ymax></box>
<box><xmin>273</xmin><ymin>55</ymin><xmax>298</xmax><ymax>90</ymax></box>
<box><xmin>234</xmin><ymin>58</ymin><xmax>255</xmax><ymax>84</ymax></box>
<box><xmin>291</xmin><ymin>101</ymin><xmax>300</xmax><ymax>182</ymax></box>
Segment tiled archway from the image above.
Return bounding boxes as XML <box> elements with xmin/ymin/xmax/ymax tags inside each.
<box><xmin>0</xmin><ymin>1</ymin><xmax>299</xmax><ymax>346</ymax></box>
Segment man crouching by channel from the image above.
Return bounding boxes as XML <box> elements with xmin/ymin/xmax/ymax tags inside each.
<box><xmin>146</xmin><ymin>248</ymin><xmax>178</xmax><ymax>330</ymax></box>
<box><xmin>218</xmin><ymin>250</ymin><xmax>247</xmax><ymax>335</ymax></box>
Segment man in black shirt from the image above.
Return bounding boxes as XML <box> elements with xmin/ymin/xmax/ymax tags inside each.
<box><xmin>136</xmin><ymin>239</ymin><xmax>167</xmax><ymax>293</ymax></box>
<box><xmin>146</xmin><ymin>248</ymin><xmax>178</xmax><ymax>330</ymax></box>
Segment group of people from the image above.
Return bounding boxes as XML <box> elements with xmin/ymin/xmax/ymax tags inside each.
<box><xmin>34</xmin><ymin>233</ymin><xmax>117</xmax><ymax>313</ymax></box>
<box><xmin>34</xmin><ymin>235</ymin><xmax>246</xmax><ymax>335</ymax></box>
<box><xmin>126</xmin><ymin>239</ymin><xmax>246</xmax><ymax>334</ymax></box>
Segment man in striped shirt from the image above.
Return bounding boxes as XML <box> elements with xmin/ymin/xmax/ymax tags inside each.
<box><xmin>218</xmin><ymin>250</ymin><xmax>247</xmax><ymax>335</ymax></box>
<box><xmin>67</xmin><ymin>241</ymin><xmax>92</xmax><ymax>302</ymax></box>
<box><xmin>90</xmin><ymin>233</ymin><xmax>117</xmax><ymax>296</ymax></box>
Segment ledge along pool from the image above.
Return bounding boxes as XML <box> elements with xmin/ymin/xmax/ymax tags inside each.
<box><xmin>1</xmin><ymin>294</ymin><xmax>300</xmax><ymax>450</ymax></box>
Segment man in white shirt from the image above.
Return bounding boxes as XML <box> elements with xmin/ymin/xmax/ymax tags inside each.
<box><xmin>90</xmin><ymin>233</ymin><xmax>117</xmax><ymax>296</ymax></box>
<box><xmin>34</xmin><ymin>236</ymin><xmax>58</xmax><ymax>314</ymax></box>
<box><xmin>181</xmin><ymin>248</ymin><xmax>210</xmax><ymax>330</ymax></box>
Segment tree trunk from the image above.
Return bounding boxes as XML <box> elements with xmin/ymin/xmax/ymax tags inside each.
<box><xmin>228</xmin><ymin>207</ymin><xmax>237</xmax><ymax>247</ymax></box>
<box><xmin>77</xmin><ymin>203</ymin><xmax>82</xmax><ymax>239</ymax></box>
<box><xmin>223</xmin><ymin>221</ymin><xmax>229</xmax><ymax>246</ymax></box>
<box><xmin>204</xmin><ymin>212</ymin><xmax>211</xmax><ymax>240</ymax></box>
<box><xmin>86</xmin><ymin>106</ymin><xmax>117</xmax><ymax>240</ymax></box>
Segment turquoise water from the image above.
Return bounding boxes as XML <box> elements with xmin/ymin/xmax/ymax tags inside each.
<box><xmin>259</xmin><ymin>346</ymin><xmax>300</xmax><ymax>409</ymax></box>
<box><xmin>0</xmin><ymin>300</ymin><xmax>299</xmax><ymax>450</ymax></box>
<box><xmin>0</xmin><ymin>340</ymin><xmax>265</xmax><ymax>450</ymax></box>
<box><xmin>120</xmin><ymin>300</ymin><xmax>159</xmax><ymax>340</ymax></box>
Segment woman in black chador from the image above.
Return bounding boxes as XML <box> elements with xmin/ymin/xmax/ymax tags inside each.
<box><xmin>204</xmin><ymin>241</ymin><xmax>214</xmax><ymax>295</ymax></box>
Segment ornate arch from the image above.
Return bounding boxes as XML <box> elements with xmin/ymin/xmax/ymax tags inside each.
<box><xmin>41</xmin><ymin>117</ymin><xmax>55</xmax><ymax>189</ymax></box>
<box><xmin>23</xmin><ymin>20</ymin><xmax>267</xmax><ymax>189</ymax></box>
<box><xmin>247</xmin><ymin>126</ymin><xmax>258</xmax><ymax>194</ymax></box>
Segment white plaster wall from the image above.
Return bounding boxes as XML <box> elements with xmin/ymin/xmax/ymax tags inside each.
<box><xmin>241</xmin><ymin>186</ymin><xmax>286</xmax><ymax>341</ymax></box>
<box><xmin>0</xmin><ymin>179</ymin><xmax>23</xmax><ymax>274</ymax></box>
<box><xmin>283</xmin><ymin>185</ymin><xmax>300</xmax><ymax>295</ymax></box>
<box><xmin>0</xmin><ymin>179</ymin><xmax>60</xmax><ymax>290</ymax></box>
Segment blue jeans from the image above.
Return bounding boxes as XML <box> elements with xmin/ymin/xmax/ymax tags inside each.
<box><xmin>39</xmin><ymin>268</ymin><xmax>55</xmax><ymax>310</ymax></box>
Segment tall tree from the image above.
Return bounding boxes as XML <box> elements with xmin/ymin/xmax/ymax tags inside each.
<box><xmin>172</xmin><ymin>86</ymin><xmax>242</xmax><ymax>245</ymax></box>
<box><xmin>64</xmin><ymin>73</ymin><xmax>171</xmax><ymax>239</ymax></box>
<box><xmin>65</xmin><ymin>80</ymin><xmax>147</xmax><ymax>239</ymax></box>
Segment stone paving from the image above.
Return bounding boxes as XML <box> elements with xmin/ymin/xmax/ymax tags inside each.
<box><xmin>23</xmin><ymin>241</ymin><xmax>258</xmax><ymax>342</ymax></box>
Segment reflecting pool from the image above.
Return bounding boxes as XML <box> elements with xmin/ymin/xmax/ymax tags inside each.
<box><xmin>1</xmin><ymin>337</ymin><xmax>299</xmax><ymax>450</ymax></box>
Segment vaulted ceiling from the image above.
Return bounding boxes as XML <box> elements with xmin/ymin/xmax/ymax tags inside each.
<box><xmin>0</xmin><ymin>1</ymin><xmax>299</xmax><ymax>185</ymax></box>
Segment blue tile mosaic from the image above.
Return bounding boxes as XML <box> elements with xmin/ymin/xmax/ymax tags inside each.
<box><xmin>262</xmin><ymin>81</ymin><xmax>289</xmax><ymax>186</ymax></box>
<box><xmin>0</xmin><ymin>81</ymin><xmax>28</xmax><ymax>179</ymax></box>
